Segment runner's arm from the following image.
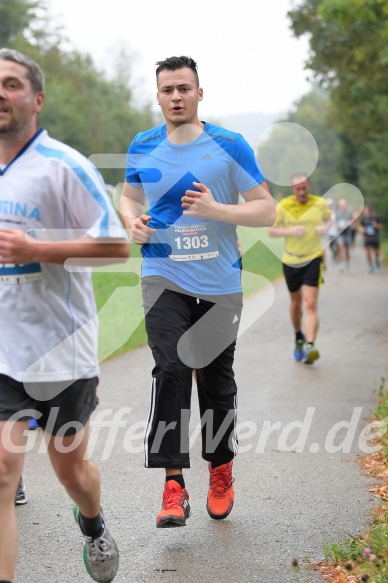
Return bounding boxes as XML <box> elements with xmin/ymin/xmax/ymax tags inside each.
<box><xmin>373</xmin><ymin>219</ymin><xmax>384</xmax><ymax>230</ymax></box>
<box><xmin>315</xmin><ymin>218</ymin><xmax>332</xmax><ymax>236</ymax></box>
<box><xmin>119</xmin><ymin>180</ymin><xmax>156</xmax><ymax>244</ymax></box>
<box><xmin>182</xmin><ymin>180</ymin><xmax>276</xmax><ymax>228</ymax></box>
<box><xmin>268</xmin><ymin>225</ymin><xmax>306</xmax><ymax>237</ymax></box>
<box><xmin>0</xmin><ymin>229</ymin><xmax>129</xmax><ymax>265</ymax></box>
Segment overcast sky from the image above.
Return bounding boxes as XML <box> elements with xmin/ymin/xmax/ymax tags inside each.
<box><xmin>47</xmin><ymin>0</ymin><xmax>311</xmax><ymax>119</ymax></box>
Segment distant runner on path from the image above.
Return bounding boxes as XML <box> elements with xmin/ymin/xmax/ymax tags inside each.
<box><xmin>269</xmin><ymin>173</ymin><xmax>331</xmax><ymax>365</ymax></box>
<box><xmin>359</xmin><ymin>204</ymin><xmax>384</xmax><ymax>273</ymax></box>
<box><xmin>335</xmin><ymin>198</ymin><xmax>354</xmax><ymax>272</ymax></box>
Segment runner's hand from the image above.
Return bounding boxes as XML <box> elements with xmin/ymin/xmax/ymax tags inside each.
<box><xmin>127</xmin><ymin>215</ymin><xmax>156</xmax><ymax>245</ymax></box>
<box><xmin>315</xmin><ymin>225</ymin><xmax>327</xmax><ymax>235</ymax></box>
<box><xmin>0</xmin><ymin>229</ymin><xmax>37</xmax><ymax>263</ymax></box>
<box><xmin>182</xmin><ymin>182</ymin><xmax>219</xmax><ymax>219</ymax></box>
<box><xmin>288</xmin><ymin>226</ymin><xmax>306</xmax><ymax>237</ymax></box>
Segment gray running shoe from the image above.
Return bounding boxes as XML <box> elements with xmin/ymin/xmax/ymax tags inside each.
<box><xmin>15</xmin><ymin>477</ymin><xmax>27</xmax><ymax>505</ymax></box>
<box><xmin>73</xmin><ymin>505</ymin><xmax>119</xmax><ymax>583</ymax></box>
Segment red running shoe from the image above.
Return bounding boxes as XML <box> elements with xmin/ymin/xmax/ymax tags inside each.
<box><xmin>206</xmin><ymin>461</ymin><xmax>235</xmax><ymax>520</ymax></box>
<box><xmin>156</xmin><ymin>480</ymin><xmax>191</xmax><ymax>528</ymax></box>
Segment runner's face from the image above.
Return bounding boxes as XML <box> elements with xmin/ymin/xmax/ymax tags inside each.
<box><xmin>0</xmin><ymin>60</ymin><xmax>44</xmax><ymax>139</ymax></box>
<box><xmin>156</xmin><ymin>67</ymin><xmax>203</xmax><ymax>130</ymax></box>
<box><xmin>291</xmin><ymin>178</ymin><xmax>310</xmax><ymax>204</ymax></box>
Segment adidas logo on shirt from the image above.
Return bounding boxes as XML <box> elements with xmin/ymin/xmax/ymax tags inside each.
<box><xmin>201</xmin><ymin>153</ymin><xmax>212</xmax><ymax>160</ymax></box>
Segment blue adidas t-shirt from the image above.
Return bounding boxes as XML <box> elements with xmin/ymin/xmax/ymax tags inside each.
<box><xmin>126</xmin><ymin>122</ymin><xmax>265</xmax><ymax>295</ymax></box>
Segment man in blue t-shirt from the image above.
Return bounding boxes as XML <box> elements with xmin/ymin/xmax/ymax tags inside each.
<box><xmin>120</xmin><ymin>56</ymin><xmax>275</xmax><ymax>528</ymax></box>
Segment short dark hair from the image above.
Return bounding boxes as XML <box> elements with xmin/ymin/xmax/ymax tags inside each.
<box><xmin>155</xmin><ymin>56</ymin><xmax>199</xmax><ymax>87</ymax></box>
<box><xmin>0</xmin><ymin>48</ymin><xmax>44</xmax><ymax>92</ymax></box>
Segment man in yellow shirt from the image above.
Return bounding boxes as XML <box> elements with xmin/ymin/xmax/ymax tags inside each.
<box><xmin>269</xmin><ymin>173</ymin><xmax>331</xmax><ymax>364</ymax></box>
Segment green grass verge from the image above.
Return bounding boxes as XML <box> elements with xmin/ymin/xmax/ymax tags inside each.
<box><xmin>320</xmin><ymin>383</ymin><xmax>388</xmax><ymax>582</ymax></box>
<box><xmin>93</xmin><ymin>228</ymin><xmax>283</xmax><ymax>361</ymax></box>
<box><xmin>381</xmin><ymin>238</ymin><xmax>388</xmax><ymax>266</ymax></box>
<box><xmin>322</xmin><ymin>510</ymin><xmax>388</xmax><ymax>582</ymax></box>
<box><xmin>375</xmin><ymin>380</ymin><xmax>388</xmax><ymax>459</ymax></box>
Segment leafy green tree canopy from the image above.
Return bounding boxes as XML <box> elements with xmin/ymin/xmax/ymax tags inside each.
<box><xmin>288</xmin><ymin>0</ymin><xmax>388</xmax><ymax>141</ymax></box>
<box><xmin>1</xmin><ymin>0</ymin><xmax>155</xmax><ymax>189</ymax></box>
<box><xmin>0</xmin><ymin>0</ymin><xmax>40</xmax><ymax>46</ymax></box>
<box><xmin>257</xmin><ymin>90</ymin><xmax>344</xmax><ymax>198</ymax></box>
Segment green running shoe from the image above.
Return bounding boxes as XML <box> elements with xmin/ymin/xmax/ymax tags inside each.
<box><xmin>303</xmin><ymin>344</ymin><xmax>320</xmax><ymax>365</ymax></box>
<box><xmin>73</xmin><ymin>505</ymin><xmax>119</xmax><ymax>582</ymax></box>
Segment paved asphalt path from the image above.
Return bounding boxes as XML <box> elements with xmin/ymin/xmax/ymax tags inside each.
<box><xmin>16</xmin><ymin>243</ymin><xmax>388</xmax><ymax>583</ymax></box>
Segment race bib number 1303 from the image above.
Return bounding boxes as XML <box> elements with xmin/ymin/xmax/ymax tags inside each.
<box><xmin>168</xmin><ymin>223</ymin><xmax>219</xmax><ymax>261</ymax></box>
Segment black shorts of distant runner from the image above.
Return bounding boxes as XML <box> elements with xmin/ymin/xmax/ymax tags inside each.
<box><xmin>282</xmin><ymin>256</ymin><xmax>324</xmax><ymax>292</ymax></box>
<box><xmin>364</xmin><ymin>235</ymin><xmax>380</xmax><ymax>249</ymax></box>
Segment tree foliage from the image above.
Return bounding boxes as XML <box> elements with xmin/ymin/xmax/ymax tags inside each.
<box><xmin>288</xmin><ymin>0</ymin><xmax>388</xmax><ymax>141</ymax></box>
<box><xmin>288</xmin><ymin>0</ymin><xmax>388</xmax><ymax>224</ymax></box>
<box><xmin>0</xmin><ymin>0</ymin><xmax>40</xmax><ymax>47</ymax></box>
<box><xmin>1</xmin><ymin>0</ymin><xmax>155</xmax><ymax>188</ymax></box>
<box><xmin>257</xmin><ymin>89</ymin><xmax>345</xmax><ymax>198</ymax></box>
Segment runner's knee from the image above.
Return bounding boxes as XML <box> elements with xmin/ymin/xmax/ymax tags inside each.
<box><xmin>54</xmin><ymin>459</ymin><xmax>92</xmax><ymax>491</ymax></box>
<box><xmin>304</xmin><ymin>297</ymin><xmax>317</xmax><ymax>312</ymax></box>
<box><xmin>0</xmin><ymin>455</ymin><xmax>22</xmax><ymax>497</ymax></box>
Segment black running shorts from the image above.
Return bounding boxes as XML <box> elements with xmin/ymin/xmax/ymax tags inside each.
<box><xmin>0</xmin><ymin>374</ymin><xmax>98</xmax><ymax>435</ymax></box>
<box><xmin>282</xmin><ymin>256</ymin><xmax>324</xmax><ymax>292</ymax></box>
<box><xmin>364</xmin><ymin>236</ymin><xmax>380</xmax><ymax>249</ymax></box>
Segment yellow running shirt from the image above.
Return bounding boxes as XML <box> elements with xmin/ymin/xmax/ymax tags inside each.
<box><xmin>274</xmin><ymin>194</ymin><xmax>332</xmax><ymax>265</ymax></box>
